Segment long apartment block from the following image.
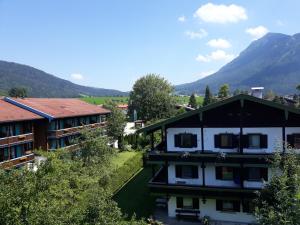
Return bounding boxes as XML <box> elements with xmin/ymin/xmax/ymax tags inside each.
<box><xmin>139</xmin><ymin>94</ymin><xmax>300</xmax><ymax>224</ymax></box>
<box><xmin>0</xmin><ymin>97</ymin><xmax>110</xmax><ymax>168</ymax></box>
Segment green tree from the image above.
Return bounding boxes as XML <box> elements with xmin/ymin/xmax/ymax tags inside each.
<box><xmin>254</xmin><ymin>149</ymin><xmax>300</xmax><ymax>225</ymax></box>
<box><xmin>8</xmin><ymin>87</ymin><xmax>28</xmax><ymax>98</ymax></box>
<box><xmin>106</xmin><ymin>107</ymin><xmax>127</xmax><ymax>149</ymax></box>
<box><xmin>233</xmin><ymin>89</ymin><xmax>241</xmax><ymax>96</ymax></box>
<box><xmin>218</xmin><ymin>84</ymin><xmax>230</xmax><ymax>99</ymax></box>
<box><xmin>297</xmin><ymin>84</ymin><xmax>300</xmax><ymax>92</ymax></box>
<box><xmin>203</xmin><ymin>85</ymin><xmax>213</xmax><ymax>106</ymax></box>
<box><xmin>128</xmin><ymin>74</ymin><xmax>175</xmax><ymax>121</ymax></box>
<box><xmin>188</xmin><ymin>93</ymin><xmax>197</xmax><ymax>109</ymax></box>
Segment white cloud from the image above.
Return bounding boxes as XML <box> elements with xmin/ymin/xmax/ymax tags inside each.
<box><xmin>178</xmin><ymin>16</ymin><xmax>186</xmax><ymax>22</ymax></box>
<box><xmin>185</xmin><ymin>29</ymin><xmax>208</xmax><ymax>39</ymax></box>
<box><xmin>194</xmin><ymin>3</ymin><xmax>247</xmax><ymax>24</ymax></box>
<box><xmin>196</xmin><ymin>50</ymin><xmax>235</xmax><ymax>62</ymax></box>
<box><xmin>245</xmin><ymin>26</ymin><xmax>268</xmax><ymax>40</ymax></box>
<box><xmin>197</xmin><ymin>70</ymin><xmax>217</xmax><ymax>79</ymax></box>
<box><xmin>207</xmin><ymin>38</ymin><xmax>231</xmax><ymax>49</ymax></box>
<box><xmin>71</xmin><ymin>73</ymin><xmax>84</xmax><ymax>81</ymax></box>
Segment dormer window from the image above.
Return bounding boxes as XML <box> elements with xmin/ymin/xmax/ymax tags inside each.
<box><xmin>174</xmin><ymin>133</ymin><xmax>197</xmax><ymax>148</ymax></box>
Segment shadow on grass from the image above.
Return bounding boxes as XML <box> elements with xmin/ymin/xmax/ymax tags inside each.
<box><xmin>113</xmin><ymin>167</ymin><xmax>156</xmax><ymax>219</ymax></box>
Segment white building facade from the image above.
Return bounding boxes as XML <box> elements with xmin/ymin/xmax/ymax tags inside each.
<box><xmin>140</xmin><ymin>94</ymin><xmax>300</xmax><ymax>224</ymax></box>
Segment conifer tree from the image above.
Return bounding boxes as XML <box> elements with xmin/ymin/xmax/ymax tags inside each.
<box><xmin>188</xmin><ymin>93</ymin><xmax>197</xmax><ymax>109</ymax></box>
<box><xmin>203</xmin><ymin>85</ymin><xmax>213</xmax><ymax>106</ymax></box>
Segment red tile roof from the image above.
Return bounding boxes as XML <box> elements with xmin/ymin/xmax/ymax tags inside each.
<box><xmin>10</xmin><ymin>98</ymin><xmax>111</xmax><ymax>119</ymax></box>
<box><xmin>0</xmin><ymin>99</ymin><xmax>43</xmax><ymax>123</ymax></box>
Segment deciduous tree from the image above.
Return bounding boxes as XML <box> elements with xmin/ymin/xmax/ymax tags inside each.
<box><xmin>128</xmin><ymin>74</ymin><xmax>175</xmax><ymax>121</ymax></box>
<box><xmin>218</xmin><ymin>84</ymin><xmax>230</xmax><ymax>99</ymax></box>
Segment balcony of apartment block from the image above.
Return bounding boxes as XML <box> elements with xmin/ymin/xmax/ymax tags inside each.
<box><xmin>145</xmin><ymin>142</ymin><xmax>271</xmax><ymax>165</ymax></box>
<box><xmin>0</xmin><ymin>151</ymin><xmax>35</xmax><ymax>169</ymax></box>
<box><xmin>148</xmin><ymin>166</ymin><xmax>260</xmax><ymax>198</ymax></box>
<box><xmin>0</xmin><ymin>133</ymin><xmax>34</xmax><ymax>147</ymax></box>
<box><xmin>47</xmin><ymin>122</ymin><xmax>107</xmax><ymax>138</ymax></box>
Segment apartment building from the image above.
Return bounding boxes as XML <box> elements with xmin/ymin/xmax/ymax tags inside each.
<box><xmin>139</xmin><ymin>94</ymin><xmax>300</xmax><ymax>224</ymax></box>
<box><xmin>0</xmin><ymin>97</ymin><xmax>110</xmax><ymax>168</ymax></box>
<box><xmin>0</xmin><ymin>99</ymin><xmax>43</xmax><ymax>168</ymax></box>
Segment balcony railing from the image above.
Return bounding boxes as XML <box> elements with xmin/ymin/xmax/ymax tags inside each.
<box><xmin>0</xmin><ymin>152</ymin><xmax>34</xmax><ymax>169</ymax></box>
<box><xmin>149</xmin><ymin>166</ymin><xmax>260</xmax><ymax>198</ymax></box>
<box><xmin>0</xmin><ymin>133</ymin><xmax>34</xmax><ymax>147</ymax></box>
<box><xmin>145</xmin><ymin>150</ymin><xmax>271</xmax><ymax>164</ymax></box>
<box><xmin>48</xmin><ymin>122</ymin><xmax>107</xmax><ymax>138</ymax></box>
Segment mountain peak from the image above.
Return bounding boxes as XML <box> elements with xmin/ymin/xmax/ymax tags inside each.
<box><xmin>175</xmin><ymin>32</ymin><xmax>300</xmax><ymax>95</ymax></box>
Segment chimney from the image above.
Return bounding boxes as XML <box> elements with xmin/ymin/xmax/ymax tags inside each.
<box><xmin>251</xmin><ymin>87</ymin><xmax>264</xmax><ymax>99</ymax></box>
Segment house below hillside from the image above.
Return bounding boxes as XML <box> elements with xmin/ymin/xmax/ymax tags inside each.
<box><xmin>138</xmin><ymin>94</ymin><xmax>300</xmax><ymax>224</ymax></box>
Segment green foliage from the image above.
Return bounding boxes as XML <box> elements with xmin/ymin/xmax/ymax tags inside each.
<box><xmin>128</xmin><ymin>74</ymin><xmax>176</xmax><ymax>121</ymax></box>
<box><xmin>74</xmin><ymin>128</ymin><xmax>115</xmax><ymax>167</ymax></box>
<box><xmin>188</xmin><ymin>93</ymin><xmax>198</xmax><ymax>108</ymax></box>
<box><xmin>106</xmin><ymin>106</ymin><xmax>127</xmax><ymax>149</ymax></box>
<box><xmin>0</xmin><ymin>131</ymin><xmax>147</xmax><ymax>225</ymax></box>
<box><xmin>109</xmin><ymin>152</ymin><xmax>143</xmax><ymax>193</ymax></box>
<box><xmin>82</xmin><ymin>96</ymin><xmax>129</xmax><ymax>105</ymax></box>
<box><xmin>297</xmin><ymin>84</ymin><xmax>300</xmax><ymax>92</ymax></box>
<box><xmin>8</xmin><ymin>87</ymin><xmax>28</xmax><ymax>98</ymax></box>
<box><xmin>254</xmin><ymin>148</ymin><xmax>300</xmax><ymax>225</ymax></box>
<box><xmin>218</xmin><ymin>84</ymin><xmax>230</xmax><ymax>99</ymax></box>
<box><xmin>203</xmin><ymin>85</ymin><xmax>213</xmax><ymax>106</ymax></box>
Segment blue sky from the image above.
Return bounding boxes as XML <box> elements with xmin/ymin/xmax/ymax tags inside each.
<box><xmin>0</xmin><ymin>0</ymin><xmax>299</xmax><ymax>91</ymax></box>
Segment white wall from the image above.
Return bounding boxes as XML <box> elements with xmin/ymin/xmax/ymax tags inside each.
<box><xmin>168</xmin><ymin>163</ymin><xmax>202</xmax><ymax>185</ymax></box>
<box><xmin>166</xmin><ymin>128</ymin><xmax>201</xmax><ymax>152</ymax></box>
<box><xmin>167</xmin><ymin>196</ymin><xmax>256</xmax><ymax>224</ymax></box>
<box><xmin>243</xmin><ymin>127</ymin><xmax>282</xmax><ymax>153</ymax></box>
<box><xmin>203</xmin><ymin>128</ymin><xmax>240</xmax><ymax>153</ymax></box>
<box><xmin>205</xmin><ymin>163</ymin><xmax>240</xmax><ymax>188</ymax></box>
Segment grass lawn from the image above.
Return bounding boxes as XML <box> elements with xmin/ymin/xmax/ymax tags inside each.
<box><xmin>111</xmin><ymin>151</ymin><xmax>139</xmax><ymax>168</ymax></box>
<box><xmin>80</xmin><ymin>96</ymin><xmax>129</xmax><ymax>105</ymax></box>
<box><xmin>113</xmin><ymin>167</ymin><xmax>156</xmax><ymax>219</ymax></box>
<box><xmin>81</xmin><ymin>95</ymin><xmax>203</xmax><ymax>106</ymax></box>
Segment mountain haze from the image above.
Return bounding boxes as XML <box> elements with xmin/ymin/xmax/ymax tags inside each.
<box><xmin>0</xmin><ymin>60</ymin><xmax>127</xmax><ymax>97</ymax></box>
<box><xmin>176</xmin><ymin>33</ymin><xmax>300</xmax><ymax>95</ymax></box>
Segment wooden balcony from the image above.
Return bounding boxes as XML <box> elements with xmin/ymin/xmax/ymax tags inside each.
<box><xmin>149</xmin><ymin>167</ymin><xmax>258</xmax><ymax>198</ymax></box>
<box><xmin>0</xmin><ymin>152</ymin><xmax>35</xmax><ymax>169</ymax></box>
<box><xmin>48</xmin><ymin>122</ymin><xmax>107</xmax><ymax>138</ymax></box>
<box><xmin>0</xmin><ymin>133</ymin><xmax>34</xmax><ymax>147</ymax></box>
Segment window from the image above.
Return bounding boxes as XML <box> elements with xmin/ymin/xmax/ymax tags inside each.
<box><xmin>176</xmin><ymin>197</ymin><xmax>199</xmax><ymax>210</ymax></box>
<box><xmin>245</xmin><ymin>167</ymin><xmax>268</xmax><ymax>181</ymax></box>
<box><xmin>243</xmin><ymin>200</ymin><xmax>255</xmax><ymax>213</ymax></box>
<box><xmin>294</xmin><ymin>134</ymin><xmax>300</xmax><ymax>149</ymax></box>
<box><xmin>243</xmin><ymin>134</ymin><xmax>268</xmax><ymax>149</ymax></box>
<box><xmin>174</xmin><ymin>133</ymin><xmax>197</xmax><ymax>148</ymax></box>
<box><xmin>176</xmin><ymin>165</ymin><xmax>198</xmax><ymax>179</ymax></box>
<box><xmin>215</xmin><ymin>134</ymin><xmax>237</xmax><ymax>148</ymax></box>
<box><xmin>221</xmin><ymin>134</ymin><xmax>232</xmax><ymax>148</ymax></box>
<box><xmin>216</xmin><ymin>166</ymin><xmax>235</xmax><ymax>180</ymax></box>
<box><xmin>248</xmin><ymin>134</ymin><xmax>260</xmax><ymax>148</ymax></box>
<box><xmin>216</xmin><ymin>200</ymin><xmax>240</xmax><ymax>212</ymax></box>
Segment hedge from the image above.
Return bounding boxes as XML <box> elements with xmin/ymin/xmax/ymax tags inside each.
<box><xmin>110</xmin><ymin>151</ymin><xmax>144</xmax><ymax>194</ymax></box>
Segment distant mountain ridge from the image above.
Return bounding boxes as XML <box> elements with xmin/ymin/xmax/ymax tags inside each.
<box><xmin>0</xmin><ymin>60</ymin><xmax>127</xmax><ymax>97</ymax></box>
<box><xmin>175</xmin><ymin>33</ymin><xmax>300</xmax><ymax>95</ymax></box>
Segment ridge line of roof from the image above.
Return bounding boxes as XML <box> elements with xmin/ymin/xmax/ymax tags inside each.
<box><xmin>4</xmin><ymin>97</ymin><xmax>54</xmax><ymax>121</ymax></box>
<box><xmin>137</xmin><ymin>94</ymin><xmax>300</xmax><ymax>133</ymax></box>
